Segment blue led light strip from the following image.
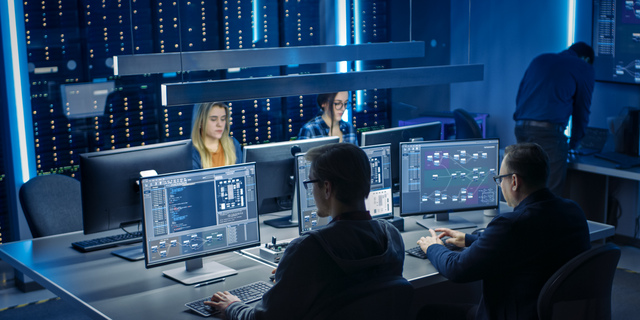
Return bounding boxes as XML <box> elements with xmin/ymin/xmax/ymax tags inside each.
<box><xmin>3</xmin><ymin>0</ymin><xmax>33</xmax><ymax>183</ymax></box>
<box><xmin>567</xmin><ymin>0</ymin><xmax>576</xmax><ymax>47</ymax></box>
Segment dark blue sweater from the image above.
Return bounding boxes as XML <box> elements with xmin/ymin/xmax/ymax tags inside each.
<box><xmin>427</xmin><ymin>188</ymin><xmax>591</xmax><ymax>320</ymax></box>
<box><xmin>513</xmin><ymin>49</ymin><xmax>595</xmax><ymax>149</ymax></box>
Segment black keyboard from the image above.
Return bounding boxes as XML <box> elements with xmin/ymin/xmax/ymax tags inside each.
<box><xmin>406</xmin><ymin>246</ymin><xmax>428</xmax><ymax>259</ymax></box>
<box><xmin>406</xmin><ymin>240</ymin><xmax>463</xmax><ymax>259</ymax></box>
<box><xmin>72</xmin><ymin>231</ymin><xmax>143</xmax><ymax>252</ymax></box>
<box><xmin>186</xmin><ymin>281</ymin><xmax>273</xmax><ymax>317</ymax></box>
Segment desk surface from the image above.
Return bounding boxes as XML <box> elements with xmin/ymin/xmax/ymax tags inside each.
<box><xmin>568</xmin><ymin>153</ymin><xmax>640</xmax><ymax>181</ymax></box>
<box><xmin>0</xmin><ymin>203</ymin><xmax>612</xmax><ymax>320</ymax></box>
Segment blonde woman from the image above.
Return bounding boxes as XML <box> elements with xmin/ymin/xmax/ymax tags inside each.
<box><xmin>191</xmin><ymin>102</ymin><xmax>242</xmax><ymax>168</ymax></box>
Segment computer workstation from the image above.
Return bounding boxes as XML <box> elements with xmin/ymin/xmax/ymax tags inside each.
<box><xmin>361</xmin><ymin>121</ymin><xmax>442</xmax><ymax>197</ymax></box>
<box><xmin>73</xmin><ymin>139</ymin><xmax>193</xmax><ymax>260</ymax></box>
<box><xmin>0</xmin><ymin>166</ymin><xmax>614</xmax><ymax>320</ymax></box>
<box><xmin>139</xmin><ymin>163</ymin><xmax>261</xmax><ymax>285</ymax></box>
<box><xmin>255</xmin><ymin>143</ymin><xmax>396</xmax><ymax>264</ymax></box>
<box><xmin>296</xmin><ymin>143</ymin><xmax>395</xmax><ymax>233</ymax></box>
<box><xmin>399</xmin><ymin>138</ymin><xmax>501</xmax><ymax>230</ymax></box>
<box><xmin>242</xmin><ymin>136</ymin><xmax>339</xmax><ymax>228</ymax></box>
<box><xmin>9</xmin><ymin>130</ymin><xmax>613</xmax><ymax>319</ymax></box>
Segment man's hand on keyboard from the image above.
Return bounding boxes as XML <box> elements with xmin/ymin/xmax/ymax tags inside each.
<box><xmin>204</xmin><ymin>291</ymin><xmax>241</xmax><ymax>317</ymax></box>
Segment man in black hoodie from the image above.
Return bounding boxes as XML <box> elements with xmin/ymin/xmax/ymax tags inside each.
<box><xmin>206</xmin><ymin>143</ymin><xmax>406</xmax><ymax>319</ymax></box>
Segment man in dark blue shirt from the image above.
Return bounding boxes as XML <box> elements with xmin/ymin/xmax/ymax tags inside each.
<box><xmin>417</xmin><ymin>143</ymin><xmax>591</xmax><ymax>320</ymax></box>
<box><xmin>513</xmin><ymin>42</ymin><xmax>595</xmax><ymax>196</ymax></box>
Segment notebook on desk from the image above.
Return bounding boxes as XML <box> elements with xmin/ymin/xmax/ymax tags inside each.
<box><xmin>572</xmin><ymin>127</ymin><xmax>609</xmax><ymax>156</ymax></box>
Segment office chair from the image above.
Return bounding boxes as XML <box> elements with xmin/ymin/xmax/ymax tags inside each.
<box><xmin>537</xmin><ymin>243</ymin><xmax>621</xmax><ymax>320</ymax></box>
<box><xmin>19</xmin><ymin>174</ymin><xmax>83</xmax><ymax>238</ymax></box>
<box><xmin>305</xmin><ymin>275</ymin><xmax>414</xmax><ymax>320</ymax></box>
<box><xmin>453</xmin><ymin>108</ymin><xmax>483</xmax><ymax>139</ymax></box>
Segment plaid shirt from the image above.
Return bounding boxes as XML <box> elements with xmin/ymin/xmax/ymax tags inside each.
<box><xmin>297</xmin><ymin>115</ymin><xmax>358</xmax><ymax>145</ymax></box>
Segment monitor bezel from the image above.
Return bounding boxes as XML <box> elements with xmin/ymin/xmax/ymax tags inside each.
<box><xmin>398</xmin><ymin>138</ymin><xmax>500</xmax><ymax>217</ymax></box>
<box><xmin>140</xmin><ymin>162</ymin><xmax>261</xmax><ymax>269</ymax></box>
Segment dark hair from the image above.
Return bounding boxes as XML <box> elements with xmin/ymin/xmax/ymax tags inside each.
<box><xmin>316</xmin><ymin>92</ymin><xmax>339</xmax><ymax>134</ymax></box>
<box><xmin>305</xmin><ymin>143</ymin><xmax>371</xmax><ymax>204</ymax></box>
<box><xmin>569</xmin><ymin>42</ymin><xmax>594</xmax><ymax>65</ymax></box>
<box><xmin>503</xmin><ymin>143</ymin><xmax>549</xmax><ymax>190</ymax></box>
<box><xmin>316</xmin><ymin>93</ymin><xmax>338</xmax><ymax>110</ymax></box>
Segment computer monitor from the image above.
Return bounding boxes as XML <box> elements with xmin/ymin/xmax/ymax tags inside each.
<box><xmin>399</xmin><ymin>139</ymin><xmax>500</xmax><ymax>230</ymax></box>
<box><xmin>140</xmin><ymin>163</ymin><xmax>260</xmax><ymax>285</ymax></box>
<box><xmin>79</xmin><ymin>140</ymin><xmax>193</xmax><ymax>235</ymax></box>
<box><xmin>296</xmin><ymin>144</ymin><xmax>394</xmax><ymax>234</ymax></box>
<box><xmin>243</xmin><ymin>136</ymin><xmax>339</xmax><ymax>228</ymax></box>
<box><xmin>361</xmin><ymin>121</ymin><xmax>442</xmax><ymax>192</ymax></box>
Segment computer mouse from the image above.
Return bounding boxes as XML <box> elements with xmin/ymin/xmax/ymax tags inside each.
<box><xmin>269</xmin><ymin>274</ymin><xmax>275</xmax><ymax>282</ymax></box>
<box><xmin>472</xmin><ymin>228</ymin><xmax>486</xmax><ymax>235</ymax></box>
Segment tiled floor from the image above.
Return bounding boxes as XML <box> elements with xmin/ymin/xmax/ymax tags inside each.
<box><xmin>1</xmin><ymin>244</ymin><xmax>639</xmax><ymax>310</ymax></box>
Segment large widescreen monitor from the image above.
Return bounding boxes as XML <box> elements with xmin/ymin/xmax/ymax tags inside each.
<box><xmin>296</xmin><ymin>144</ymin><xmax>394</xmax><ymax>234</ymax></box>
<box><xmin>140</xmin><ymin>162</ymin><xmax>260</xmax><ymax>285</ymax></box>
<box><xmin>79</xmin><ymin>140</ymin><xmax>193</xmax><ymax>235</ymax></box>
<box><xmin>361</xmin><ymin>121</ymin><xmax>442</xmax><ymax>193</ymax></box>
<box><xmin>592</xmin><ymin>0</ymin><xmax>640</xmax><ymax>84</ymax></box>
<box><xmin>400</xmin><ymin>139</ymin><xmax>500</xmax><ymax>230</ymax></box>
<box><xmin>243</xmin><ymin>136</ymin><xmax>339</xmax><ymax>228</ymax></box>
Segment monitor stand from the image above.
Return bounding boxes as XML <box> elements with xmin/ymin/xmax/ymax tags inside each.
<box><xmin>163</xmin><ymin>257</ymin><xmax>238</xmax><ymax>285</ymax></box>
<box><xmin>112</xmin><ymin>245</ymin><xmax>145</xmax><ymax>261</ymax></box>
<box><xmin>416</xmin><ymin>212</ymin><xmax>476</xmax><ymax>230</ymax></box>
<box><xmin>264</xmin><ymin>186</ymin><xmax>299</xmax><ymax>228</ymax></box>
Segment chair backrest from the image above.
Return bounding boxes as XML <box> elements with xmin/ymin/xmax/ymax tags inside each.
<box><xmin>19</xmin><ymin>174</ymin><xmax>83</xmax><ymax>238</ymax></box>
<box><xmin>537</xmin><ymin>243</ymin><xmax>621</xmax><ymax>320</ymax></box>
<box><xmin>306</xmin><ymin>275</ymin><xmax>414</xmax><ymax>320</ymax></box>
<box><xmin>453</xmin><ymin>108</ymin><xmax>483</xmax><ymax>139</ymax></box>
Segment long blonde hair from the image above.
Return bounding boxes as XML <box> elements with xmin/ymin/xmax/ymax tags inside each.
<box><xmin>191</xmin><ymin>102</ymin><xmax>237</xmax><ymax>167</ymax></box>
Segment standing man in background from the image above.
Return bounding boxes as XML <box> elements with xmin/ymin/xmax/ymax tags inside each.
<box><xmin>513</xmin><ymin>41</ymin><xmax>595</xmax><ymax>196</ymax></box>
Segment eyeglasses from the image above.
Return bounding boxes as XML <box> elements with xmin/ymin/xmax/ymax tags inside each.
<box><xmin>493</xmin><ymin>173</ymin><xmax>516</xmax><ymax>186</ymax></box>
<box><xmin>333</xmin><ymin>101</ymin><xmax>351</xmax><ymax>110</ymax></box>
<box><xmin>302</xmin><ymin>179</ymin><xmax>320</xmax><ymax>190</ymax></box>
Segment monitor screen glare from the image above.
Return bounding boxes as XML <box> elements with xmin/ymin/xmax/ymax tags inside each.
<box><xmin>141</xmin><ymin>163</ymin><xmax>260</xmax><ymax>285</ymax></box>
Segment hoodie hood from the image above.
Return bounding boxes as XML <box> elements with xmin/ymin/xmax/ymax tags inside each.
<box><xmin>307</xmin><ymin>219</ymin><xmax>405</xmax><ymax>274</ymax></box>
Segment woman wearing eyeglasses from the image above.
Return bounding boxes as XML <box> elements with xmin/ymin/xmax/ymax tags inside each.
<box><xmin>297</xmin><ymin>91</ymin><xmax>358</xmax><ymax>145</ymax></box>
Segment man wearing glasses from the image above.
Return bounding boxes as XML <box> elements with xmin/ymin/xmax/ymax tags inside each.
<box><xmin>206</xmin><ymin>143</ymin><xmax>406</xmax><ymax>319</ymax></box>
<box><xmin>415</xmin><ymin>143</ymin><xmax>590</xmax><ymax>320</ymax></box>
<box><xmin>297</xmin><ymin>91</ymin><xmax>359</xmax><ymax>145</ymax></box>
